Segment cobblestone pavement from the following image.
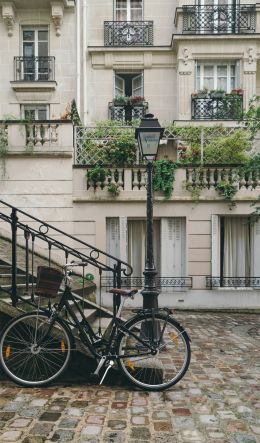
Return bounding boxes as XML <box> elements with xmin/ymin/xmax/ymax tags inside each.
<box><xmin>0</xmin><ymin>311</ymin><xmax>259</xmax><ymax>443</ymax></box>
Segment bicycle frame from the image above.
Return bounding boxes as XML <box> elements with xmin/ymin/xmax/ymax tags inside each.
<box><xmin>36</xmin><ymin>284</ymin><xmax>160</xmax><ymax>362</ymax></box>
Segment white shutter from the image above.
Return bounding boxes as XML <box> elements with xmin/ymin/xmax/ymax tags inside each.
<box><xmin>211</xmin><ymin>215</ymin><xmax>220</xmax><ymax>276</ymax></box>
<box><xmin>119</xmin><ymin>216</ymin><xmax>128</xmax><ymax>262</ymax></box>
<box><xmin>161</xmin><ymin>218</ymin><xmax>186</xmax><ymax>277</ymax></box>
<box><xmin>115</xmin><ymin>74</ymin><xmax>125</xmax><ymax>97</ymax></box>
<box><xmin>132</xmin><ymin>73</ymin><xmax>143</xmax><ymax>96</ymax></box>
<box><xmin>106</xmin><ymin>218</ymin><xmax>120</xmax><ymax>271</ymax></box>
<box><xmin>252</xmin><ymin>219</ymin><xmax>260</xmax><ymax>276</ymax></box>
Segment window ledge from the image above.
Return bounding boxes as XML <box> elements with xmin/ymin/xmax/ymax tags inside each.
<box><xmin>10</xmin><ymin>81</ymin><xmax>57</xmax><ymax>92</ymax></box>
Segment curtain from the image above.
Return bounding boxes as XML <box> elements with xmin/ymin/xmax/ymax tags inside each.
<box><xmin>128</xmin><ymin>220</ymin><xmax>160</xmax><ymax>277</ymax></box>
<box><xmin>223</xmin><ymin>217</ymin><xmax>251</xmax><ymax>277</ymax></box>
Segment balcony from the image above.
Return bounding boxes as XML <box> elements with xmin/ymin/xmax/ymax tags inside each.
<box><xmin>13</xmin><ymin>56</ymin><xmax>55</xmax><ymax>82</ymax></box>
<box><xmin>104</xmin><ymin>21</ymin><xmax>153</xmax><ymax>46</ymax></box>
<box><xmin>191</xmin><ymin>94</ymin><xmax>243</xmax><ymax>120</ymax></box>
<box><xmin>109</xmin><ymin>101</ymin><xmax>148</xmax><ymax>122</ymax></box>
<box><xmin>101</xmin><ymin>276</ymin><xmax>192</xmax><ymax>291</ymax></box>
<box><xmin>181</xmin><ymin>5</ymin><xmax>256</xmax><ymax>34</ymax></box>
<box><xmin>206</xmin><ymin>277</ymin><xmax>260</xmax><ymax>288</ymax></box>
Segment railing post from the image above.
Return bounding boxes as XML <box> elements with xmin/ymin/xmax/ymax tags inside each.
<box><xmin>11</xmin><ymin>208</ymin><xmax>18</xmax><ymax>306</ymax></box>
<box><xmin>24</xmin><ymin>228</ymin><xmax>30</xmax><ymax>293</ymax></box>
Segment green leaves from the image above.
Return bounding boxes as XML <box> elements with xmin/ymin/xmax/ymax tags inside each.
<box><xmin>153</xmin><ymin>159</ymin><xmax>178</xmax><ymax>199</ymax></box>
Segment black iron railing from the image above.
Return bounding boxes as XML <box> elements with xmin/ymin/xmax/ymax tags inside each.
<box><xmin>206</xmin><ymin>276</ymin><xmax>260</xmax><ymax>288</ymax></box>
<box><xmin>109</xmin><ymin>102</ymin><xmax>148</xmax><ymax>122</ymax></box>
<box><xmin>102</xmin><ymin>276</ymin><xmax>192</xmax><ymax>291</ymax></box>
<box><xmin>191</xmin><ymin>95</ymin><xmax>243</xmax><ymax>120</ymax></box>
<box><xmin>104</xmin><ymin>21</ymin><xmax>153</xmax><ymax>46</ymax></box>
<box><xmin>0</xmin><ymin>200</ymin><xmax>132</xmax><ymax>306</ymax></box>
<box><xmin>182</xmin><ymin>5</ymin><xmax>256</xmax><ymax>34</ymax></box>
<box><xmin>14</xmin><ymin>56</ymin><xmax>55</xmax><ymax>81</ymax></box>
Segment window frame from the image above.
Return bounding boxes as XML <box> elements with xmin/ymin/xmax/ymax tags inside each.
<box><xmin>114</xmin><ymin>0</ymin><xmax>143</xmax><ymax>21</ymax></box>
<box><xmin>196</xmin><ymin>61</ymin><xmax>238</xmax><ymax>93</ymax></box>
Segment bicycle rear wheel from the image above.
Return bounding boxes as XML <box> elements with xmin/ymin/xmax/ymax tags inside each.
<box><xmin>116</xmin><ymin>313</ymin><xmax>191</xmax><ymax>391</ymax></box>
<box><xmin>0</xmin><ymin>312</ymin><xmax>72</xmax><ymax>387</ymax></box>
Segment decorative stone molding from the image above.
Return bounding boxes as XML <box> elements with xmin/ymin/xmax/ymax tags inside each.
<box><xmin>182</xmin><ymin>48</ymin><xmax>189</xmax><ymax>66</ymax></box>
<box><xmin>2</xmin><ymin>2</ymin><xmax>15</xmax><ymax>37</ymax></box>
<box><xmin>51</xmin><ymin>2</ymin><xmax>64</xmax><ymax>37</ymax></box>
<box><xmin>179</xmin><ymin>71</ymin><xmax>192</xmax><ymax>75</ymax></box>
<box><xmin>247</xmin><ymin>47</ymin><xmax>255</xmax><ymax>64</ymax></box>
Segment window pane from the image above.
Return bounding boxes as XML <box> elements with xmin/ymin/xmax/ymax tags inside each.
<box><xmin>23</xmin><ymin>30</ymin><xmax>34</xmax><ymax>41</ymax></box>
<box><xmin>38</xmin><ymin>109</ymin><xmax>47</xmax><ymax>120</ymax></box>
<box><xmin>217</xmin><ymin>78</ymin><xmax>227</xmax><ymax>90</ymax></box>
<box><xmin>38</xmin><ymin>42</ymin><xmax>48</xmax><ymax>57</ymax></box>
<box><xmin>131</xmin><ymin>0</ymin><xmax>142</xmax><ymax>7</ymax></box>
<box><xmin>38</xmin><ymin>31</ymin><xmax>48</xmax><ymax>41</ymax></box>
<box><xmin>116</xmin><ymin>10</ymin><xmax>127</xmax><ymax>20</ymax></box>
<box><xmin>217</xmin><ymin>66</ymin><xmax>227</xmax><ymax>77</ymax></box>
<box><xmin>131</xmin><ymin>9</ymin><xmax>142</xmax><ymax>20</ymax></box>
<box><xmin>204</xmin><ymin>65</ymin><xmax>214</xmax><ymax>76</ymax></box>
<box><xmin>23</xmin><ymin>43</ymin><xmax>34</xmax><ymax>57</ymax></box>
<box><xmin>116</xmin><ymin>0</ymin><xmax>126</xmax><ymax>7</ymax></box>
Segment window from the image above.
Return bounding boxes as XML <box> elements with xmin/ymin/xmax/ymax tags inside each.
<box><xmin>115</xmin><ymin>0</ymin><xmax>143</xmax><ymax>21</ymax></box>
<box><xmin>22</xmin><ymin>27</ymin><xmax>49</xmax><ymax>81</ymax></box>
<box><xmin>106</xmin><ymin>217</ymin><xmax>186</xmax><ymax>280</ymax></box>
<box><xmin>212</xmin><ymin>215</ymin><xmax>260</xmax><ymax>285</ymax></box>
<box><xmin>22</xmin><ymin>105</ymin><xmax>49</xmax><ymax>120</ymax></box>
<box><xmin>114</xmin><ymin>72</ymin><xmax>143</xmax><ymax>97</ymax></box>
<box><xmin>196</xmin><ymin>62</ymin><xmax>237</xmax><ymax>92</ymax></box>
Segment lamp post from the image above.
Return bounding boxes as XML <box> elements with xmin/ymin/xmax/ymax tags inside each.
<box><xmin>135</xmin><ymin>114</ymin><xmax>164</xmax><ymax>309</ymax></box>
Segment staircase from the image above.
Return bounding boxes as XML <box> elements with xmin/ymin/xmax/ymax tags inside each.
<box><xmin>0</xmin><ymin>200</ymin><xmax>133</xmax><ymax>359</ymax></box>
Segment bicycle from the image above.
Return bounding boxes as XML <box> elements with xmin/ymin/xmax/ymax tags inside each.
<box><xmin>0</xmin><ymin>262</ymin><xmax>191</xmax><ymax>391</ymax></box>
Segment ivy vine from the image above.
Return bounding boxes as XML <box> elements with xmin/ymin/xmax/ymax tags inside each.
<box><xmin>153</xmin><ymin>160</ymin><xmax>178</xmax><ymax>199</ymax></box>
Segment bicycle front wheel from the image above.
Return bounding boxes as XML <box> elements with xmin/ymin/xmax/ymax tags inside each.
<box><xmin>0</xmin><ymin>312</ymin><xmax>72</xmax><ymax>387</ymax></box>
<box><xmin>116</xmin><ymin>313</ymin><xmax>191</xmax><ymax>391</ymax></box>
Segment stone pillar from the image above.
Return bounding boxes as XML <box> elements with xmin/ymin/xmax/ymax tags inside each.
<box><xmin>177</xmin><ymin>47</ymin><xmax>195</xmax><ymax>120</ymax></box>
<box><xmin>243</xmin><ymin>46</ymin><xmax>257</xmax><ymax>110</ymax></box>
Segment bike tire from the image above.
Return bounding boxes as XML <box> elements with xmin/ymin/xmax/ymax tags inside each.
<box><xmin>116</xmin><ymin>312</ymin><xmax>191</xmax><ymax>391</ymax></box>
<box><xmin>0</xmin><ymin>311</ymin><xmax>73</xmax><ymax>387</ymax></box>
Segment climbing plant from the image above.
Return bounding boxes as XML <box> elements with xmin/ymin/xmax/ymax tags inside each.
<box><xmin>153</xmin><ymin>159</ymin><xmax>178</xmax><ymax>199</ymax></box>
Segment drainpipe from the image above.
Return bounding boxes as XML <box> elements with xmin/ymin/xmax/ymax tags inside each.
<box><xmin>76</xmin><ymin>0</ymin><xmax>81</xmax><ymax>116</ymax></box>
<box><xmin>83</xmin><ymin>0</ymin><xmax>88</xmax><ymax>125</ymax></box>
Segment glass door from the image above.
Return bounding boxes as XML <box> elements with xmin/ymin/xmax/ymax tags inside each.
<box><xmin>22</xmin><ymin>28</ymin><xmax>48</xmax><ymax>81</ymax></box>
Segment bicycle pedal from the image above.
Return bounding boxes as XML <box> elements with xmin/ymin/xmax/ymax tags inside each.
<box><xmin>89</xmin><ymin>373</ymin><xmax>100</xmax><ymax>383</ymax></box>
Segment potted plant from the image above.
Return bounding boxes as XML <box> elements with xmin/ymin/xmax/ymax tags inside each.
<box><xmin>231</xmin><ymin>88</ymin><xmax>244</xmax><ymax>96</ymax></box>
<box><xmin>113</xmin><ymin>95</ymin><xmax>128</xmax><ymax>106</ymax></box>
<box><xmin>209</xmin><ymin>88</ymin><xmax>225</xmax><ymax>99</ymax></box>
<box><xmin>129</xmin><ymin>96</ymin><xmax>145</xmax><ymax>106</ymax></box>
<box><xmin>196</xmin><ymin>87</ymin><xmax>209</xmax><ymax>98</ymax></box>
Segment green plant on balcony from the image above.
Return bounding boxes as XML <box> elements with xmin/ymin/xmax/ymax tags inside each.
<box><xmin>194</xmin><ymin>87</ymin><xmax>209</xmax><ymax>98</ymax></box>
<box><xmin>204</xmin><ymin>129</ymin><xmax>251</xmax><ymax>164</ymax></box>
<box><xmin>113</xmin><ymin>95</ymin><xmax>129</xmax><ymax>106</ymax></box>
<box><xmin>240</xmin><ymin>95</ymin><xmax>260</xmax><ymax>140</ymax></box>
<box><xmin>209</xmin><ymin>88</ymin><xmax>225</xmax><ymax>98</ymax></box>
<box><xmin>215</xmin><ymin>180</ymin><xmax>238</xmax><ymax>208</ymax></box>
<box><xmin>153</xmin><ymin>159</ymin><xmax>178</xmax><ymax>199</ymax></box>
<box><xmin>87</xmin><ymin>164</ymin><xmax>108</xmax><ymax>185</ymax></box>
<box><xmin>105</xmin><ymin>131</ymin><xmax>136</xmax><ymax>166</ymax></box>
<box><xmin>107</xmin><ymin>181</ymin><xmax>120</xmax><ymax>197</ymax></box>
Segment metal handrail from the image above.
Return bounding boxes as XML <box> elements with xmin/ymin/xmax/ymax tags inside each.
<box><xmin>0</xmin><ymin>199</ymin><xmax>133</xmax><ymax>306</ymax></box>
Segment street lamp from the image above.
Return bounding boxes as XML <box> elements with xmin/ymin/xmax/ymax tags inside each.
<box><xmin>135</xmin><ymin>114</ymin><xmax>164</xmax><ymax>309</ymax></box>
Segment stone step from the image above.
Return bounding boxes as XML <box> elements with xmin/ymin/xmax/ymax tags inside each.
<box><xmin>0</xmin><ymin>264</ymin><xmax>12</xmax><ymax>273</ymax></box>
<box><xmin>0</xmin><ymin>274</ymin><xmax>28</xmax><ymax>285</ymax></box>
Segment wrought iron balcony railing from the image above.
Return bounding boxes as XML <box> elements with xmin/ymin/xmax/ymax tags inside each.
<box><xmin>191</xmin><ymin>94</ymin><xmax>243</xmax><ymax>120</ymax></box>
<box><xmin>206</xmin><ymin>277</ymin><xmax>260</xmax><ymax>288</ymax></box>
<box><xmin>109</xmin><ymin>101</ymin><xmax>148</xmax><ymax>122</ymax></box>
<box><xmin>104</xmin><ymin>21</ymin><xmax>153</xmax><ymax>46</ymax></box>
<box><xmin>182</xmin><ymin>5</ymin><xmax>256</xmax><ymax>34</ymax></box>
<box><xmin>14</xmin><ymin>56</ymin><xmax>55</xmax><ymax>81</ymax></box>
<box><xmin>102</xmin><ymin>276</ymin><xmax>192</xmax><ymax>291</ymax></box>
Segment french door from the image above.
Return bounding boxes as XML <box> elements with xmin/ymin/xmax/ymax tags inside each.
<box><xmin>22</xmin><ymin>28</ymin><xmax>49</xmax><ymax>81</ymax></box>
<box><xmin>115</xmin><ymin>0</ymin><xmax>143</xmax><ymax>21</ymax></box>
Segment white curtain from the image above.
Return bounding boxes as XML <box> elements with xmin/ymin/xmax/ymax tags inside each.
<box><xmin>128</xmin><ymin>220</ymin><xmax>160</xmax><ymax>277</ymax></box>
<box><xmin>223</xmin><ymin>217</ymin><xmax>251</xmax><ymax>277</ymax></box>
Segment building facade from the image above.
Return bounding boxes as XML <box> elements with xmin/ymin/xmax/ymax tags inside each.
<box><xmin>0</xmin><ymin>0</ymin><xmax>260</xmax><ymax>309</ymax></box>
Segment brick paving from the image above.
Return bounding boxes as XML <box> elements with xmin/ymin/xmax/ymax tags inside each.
<box><xmin>0</xmin><ymin>311</ymin><xmax>259</xmax><ymax>443</ymax></box>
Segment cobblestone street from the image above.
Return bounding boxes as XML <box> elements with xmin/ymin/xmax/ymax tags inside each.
<box><xmin>0</xmin><ymin>311</ymin><xmax>259</xmax><ymax>443</ymax></box>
